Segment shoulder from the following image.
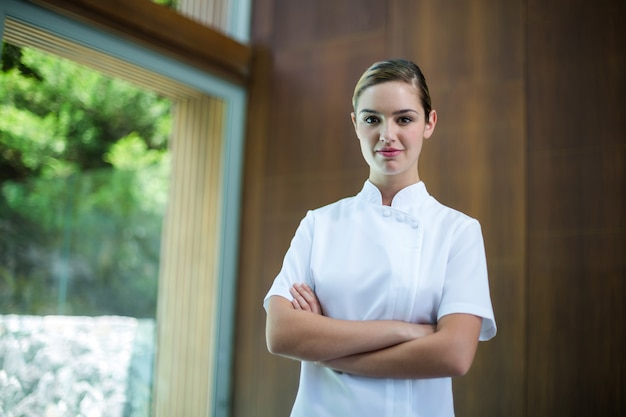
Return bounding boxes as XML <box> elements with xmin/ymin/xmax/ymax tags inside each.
<box><xmin>422</xmin><ymin>195</ymin><xmax>482</xmax><ymax>234</ymax></box>
<box><xmin>297</xmin><ymin>196</ymin><xmax>369</xmax><ymax>234</ymax></box>
<box><xmin>308</xmin><ymin>195</ymin><xmax>360</xmax><ymax>218</ymax></box>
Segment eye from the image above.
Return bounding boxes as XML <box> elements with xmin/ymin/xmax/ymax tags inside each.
<box><xmin>397</xmin><ymin>116</ymin><xmax>413</xmax><ymax>125</ymax></box>
<box><xmin>363</xmin><ymin>115</ymin><xmax>380</xmax><ymax>125</ymax></box>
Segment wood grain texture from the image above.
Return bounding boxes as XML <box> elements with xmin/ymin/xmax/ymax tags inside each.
<box><xmin>387</xmin><ymin>2</ymin><xmax>526</xmax><ymax>416</ymax></box>
<box><xmin>237</xmin><ymin>1</ymin><xmax>526</xmax><ymax>416</ymax></box>
<box><xmin>526</xmin><ymin>0</ymin><xmax>626</xmax><ymax>415</ymax></box>
<box><xmin>235</xmin><ymin>2</ymin><xmax>387</xmax><ymax>417</ymax></box>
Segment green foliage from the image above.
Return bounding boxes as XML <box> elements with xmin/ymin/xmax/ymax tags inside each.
<box><xmin>1</xmin><ymin>42</ymin><xmax>43</xmax><ymax>80</ymax></box>
<box><xmin>151</xmin><ymin>0</ymin><xmax>179</xmax><ymax>9</ymax></box>
<box><xmin>0</xmin><ymin>44</ymin><xmax>172</xmax><ymax>318</ymax></box>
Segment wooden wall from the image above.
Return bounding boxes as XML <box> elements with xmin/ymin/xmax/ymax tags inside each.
<box><xmin>233</xmin><ymin>0</ymin><xmax>625</xmax><ymax>416</ymax></box>
<box><xmin>526</xmin><ymin>0</ymin><xmax>625</xmax><ymax>416</ymax></box>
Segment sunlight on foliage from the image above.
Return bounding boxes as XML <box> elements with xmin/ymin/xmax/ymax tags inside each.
<box><xmin>0</xmin><ymin>44</ymin><xmax>173</xmax><ymax>319</ymax></box>
<box><xmin>104</xmin><ymin>133</ymin><xmax>171</xmax><ymax>213</ymax></box>
<box><xmin>0</xmin><ymin>104</ymin><xmax>72</xmax><ymax>175</ymax></box>
<box><xmin>105</xmin><ymin>132</ymin><xmax>163</xmax><ymax>169</ymax></box>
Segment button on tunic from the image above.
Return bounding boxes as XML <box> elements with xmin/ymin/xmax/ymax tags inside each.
<box><xmin>264</xmin><ymin>181</ymin><xmax>497</xmax><ymax>417</ymax></box>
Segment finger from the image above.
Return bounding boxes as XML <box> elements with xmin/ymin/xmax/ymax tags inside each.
<box><xmin>299</xmin><ymin>283</ymin><xmax>316</xmax><ymax>298</ymax></box>
<box><xmin>294</xmin><ymin>284</ymin><xmax>317</xmax><ymax>312</ymax></box>
<box><xmin>290</xmin><ymin>286</ymin><xmax>310</xmax><ymax>311</ymax></box>
<box><xmin>296</xmin><ymin>285</ymin><xmax>316</xmax><ymax>305</ymax></box>
<box><xmin>290</xmin><ymin>288</ymin><xmax>303</xmax><ymax>310</ymax></box>
<box><xmin>294</xmin><ymin>283</ymin><xmax>323</xmax><ymax>315</ymax></box>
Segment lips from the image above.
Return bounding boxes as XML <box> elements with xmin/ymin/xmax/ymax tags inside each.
<box><xmin>377</xmin><ymin>148</ymin><xmax>402</xmax><ymax>158</ymax></box>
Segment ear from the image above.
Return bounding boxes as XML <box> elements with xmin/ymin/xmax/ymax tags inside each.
<box><xmin>423</xmin><ymin>110</ymin><xmax>437</xmax><ymax>139</ymax></box>
<box><xmin>351</xmin><ymin>112</ymin><xmax>359</xmax><ymax>137</ymax></box>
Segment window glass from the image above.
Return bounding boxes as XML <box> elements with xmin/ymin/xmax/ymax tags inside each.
<box><xmin>0</xmin><ymin>42</ymin><xmax>171</xmax><ymax>416</ymax></box>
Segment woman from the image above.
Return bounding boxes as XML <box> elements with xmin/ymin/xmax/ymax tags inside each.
<box><xmin>264</xmin><ymin>59</ymin><xmax>496</xmax><ymax>417</ymax></box>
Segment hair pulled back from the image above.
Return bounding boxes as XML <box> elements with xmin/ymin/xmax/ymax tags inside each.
<box><xmin>352</xmin><ymin>59</ymin><xmax>432</xmax><ymax>121</ymax></box>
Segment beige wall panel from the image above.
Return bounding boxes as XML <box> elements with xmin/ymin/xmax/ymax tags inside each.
<box><xmin>178</xmin><ymin>0</ymin><xmax>229</xmax><ymax>33</ymax></box>
<box><xmin>154</xmin><ymin>96</ymin><xmax>224</xmax><ymax>417</ymax></box>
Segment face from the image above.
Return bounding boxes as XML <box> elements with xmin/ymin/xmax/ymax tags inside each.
<box><xmin>351</xmin><ymin>81</ymin><xmax>437</xmax><ymax>187</ymax></box>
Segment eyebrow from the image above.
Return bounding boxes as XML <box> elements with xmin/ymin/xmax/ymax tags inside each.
<box><xmin>359</xmin><ymin>108</ymin><xmax>419</xmax><ymax>115</ymax></box>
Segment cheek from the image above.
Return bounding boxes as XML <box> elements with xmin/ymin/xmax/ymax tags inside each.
<box><xmin>356</xmin><ymin>125</ymin><xmax>378</xmax><ymax>142</ymax></box>
<box><xmin>357</xmin><ymin>137</ymin><xmax>375</xmax><ymax>159</ymax></box>
<box><xmin>404</xmin><ymin>126</ymin><xmax>425</xmax><ymax>142</ymax></box>
<box><xmin>357</xmin><ymin>133</ymin><xmax>377</xmax><ymax>151</ymax></box>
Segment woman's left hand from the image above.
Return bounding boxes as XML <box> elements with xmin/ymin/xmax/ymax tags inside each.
<box><xmin>289</xmin><ymin>283</ymin><xmax>323</xmax><ymax>315</ymax></box>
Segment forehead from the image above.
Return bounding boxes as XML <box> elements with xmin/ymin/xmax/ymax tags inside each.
<box><xmin>357</xmin><ymin>81</ymin><xmax>422</xmax><ymax>112</ymax></box>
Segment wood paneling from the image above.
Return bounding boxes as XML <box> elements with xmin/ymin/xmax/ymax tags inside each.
<box><xmin>234</xmin><ymin>2</ymin><xmax>388</xmax><ymax>417</ymax></box>
<box><xmin>237</xmin><ymin>0</ymin><xmax>624</xmax><ymax>415</ymax></box>
<box><xmin>385</xmin><ymin>2</ymin><xmax>527</xmax><ymax>415</ymax></box>
<box><xmin>236</xmin><ymin>1</ymin><xmax>526</xmax><ymax>417</ymax></box>
<box><xmin>526</xmin><ymin>0</ymin><xmax>626</xmax><ymax>415</ymax></box>
<box><xmin>231</xmin><ymin>45</ymin><xmax>275</xmax><ymax>417</ymax></box>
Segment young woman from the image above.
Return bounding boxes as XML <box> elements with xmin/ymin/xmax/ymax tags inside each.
<box><xmin>264</xmin><ymin>59</ymin><xmax>496</xmax><ymax>417</ymax></box>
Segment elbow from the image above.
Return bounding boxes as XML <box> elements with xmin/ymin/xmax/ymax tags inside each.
<box><xmin>445</xmin><ymin>348</ymin><xmax>476</xmax><ymax>377</ymax></box>
<box><xmin>448</xmin><ymin>356</ymin><xmax>474</xmax><ymax>377</ymax></box>
<box><xmin>266</xmin><ymin>327</ymin><xmax>323</xmax><ymax>361</ymax></box>
<box><xmin>266</xmin><ymin>324</ymin><xmax>301</xmax><ymax>358</ymax></box>
<box><xmin>266</xmin><ymin>337</ymin><xmax>278</xmax><ymax>355</ymax></box>
<box><xmin>266</xmin><ymin>339</ymin><xmax>288</xmax><ymax>357</ymax></box>
<box><xmin>266</xmin><ymin>328</ymin><xmax>289</xmax><ymax>356</ymax></box>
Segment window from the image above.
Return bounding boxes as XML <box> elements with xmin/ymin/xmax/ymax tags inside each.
<box><xmin>0</xmin><ymin>1</ymin><xmax>247</xmax><ymax>416</ymax></box>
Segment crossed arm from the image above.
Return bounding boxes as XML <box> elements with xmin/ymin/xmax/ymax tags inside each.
<box><xmin>265</xmin><ymin>283</ymin><xmax>482</xmax><ymax>379</ymax></box>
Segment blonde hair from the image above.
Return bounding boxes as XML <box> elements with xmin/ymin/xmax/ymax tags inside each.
<box><xmin>352</xmin><ymin>59</ymin><xmax>433</xmax><ymax>121</ymax></box>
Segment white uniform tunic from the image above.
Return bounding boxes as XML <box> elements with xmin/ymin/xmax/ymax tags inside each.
<box><xmin>264</xmin><ymin>180</ymin><xmax>497</xmax><ymax>417</ymax></box>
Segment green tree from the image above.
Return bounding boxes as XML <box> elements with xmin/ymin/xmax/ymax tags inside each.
<box><xmin>0</xmin><ymin>43</ymin><xmax>172</xmax><ymax>317</ymax></box>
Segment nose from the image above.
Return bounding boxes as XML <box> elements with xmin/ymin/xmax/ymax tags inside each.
<box><xmin>379</xmin><ymin>122</ymin><xmax>397</xmax><ymax>143</ymax></box>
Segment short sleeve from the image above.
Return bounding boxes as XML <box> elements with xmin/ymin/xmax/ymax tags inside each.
<box><xmin>263</xmin><ymin>211</ymin><xmax>315</xmax><ymax>311</ymax></box>
<box><xmin>437</xmin><ymin>219</ymin><xmax>497</xmax><ymax>341</ymax></box>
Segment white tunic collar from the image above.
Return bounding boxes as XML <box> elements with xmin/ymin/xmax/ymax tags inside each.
<box><xmin>357</xmin><ymin>180</ymin><xmax>430</xmax><ymax>214</ymax></box>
